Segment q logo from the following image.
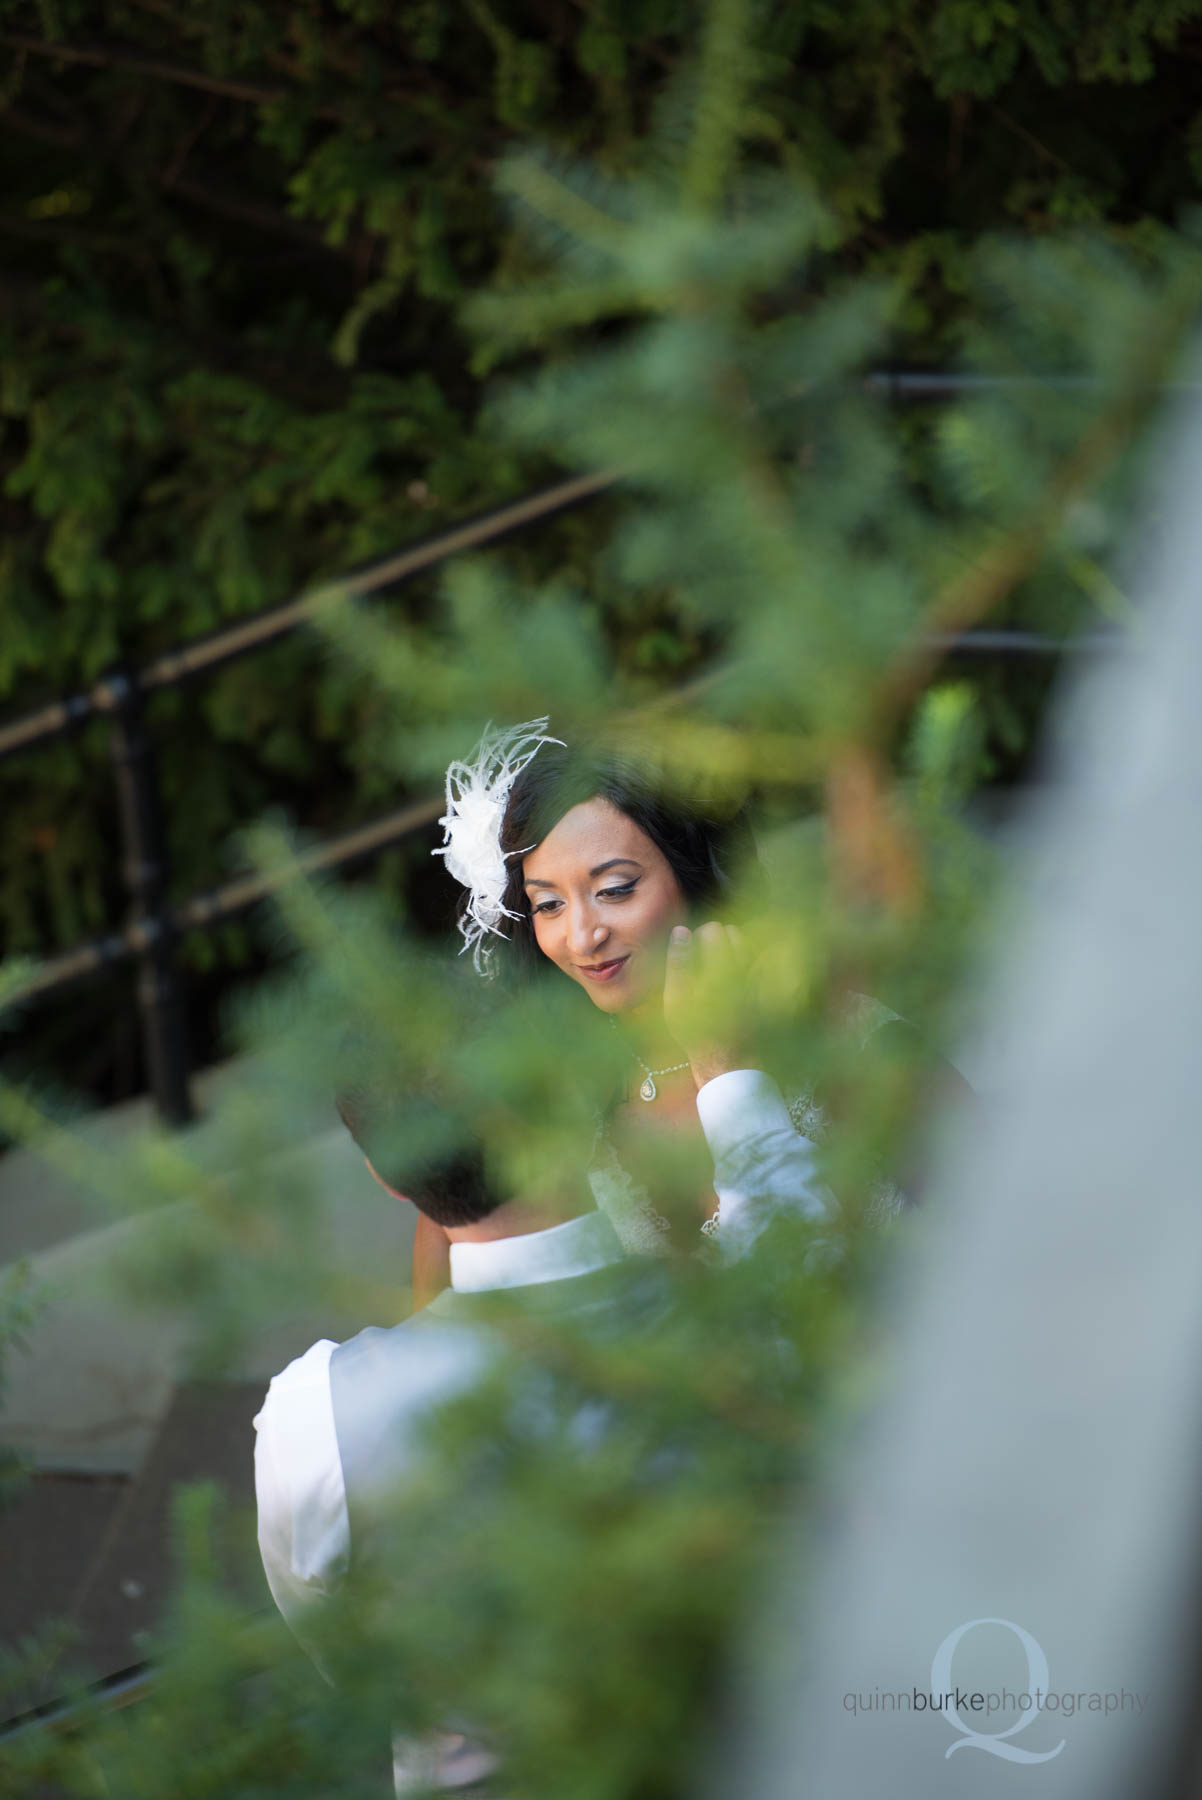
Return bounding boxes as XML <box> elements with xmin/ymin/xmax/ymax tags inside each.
<box><xmin>931</xmin><ymin>1618</ymin><xmax>1066</xmax><ymax>1763</ymax></box>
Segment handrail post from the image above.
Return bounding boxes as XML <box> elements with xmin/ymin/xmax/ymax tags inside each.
<box><xmin>103</xmin><ymin>665</ymin><xmax>194</xmax><ymax>1127</ymax></box>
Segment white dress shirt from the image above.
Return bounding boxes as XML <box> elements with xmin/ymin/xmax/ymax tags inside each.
<box><xmin>254</xmin><ymin>1068</ymin><xmax>828</xmax><ymax>1643</ymax></box>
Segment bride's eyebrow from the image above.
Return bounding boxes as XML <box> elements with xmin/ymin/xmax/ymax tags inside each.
<box><xmin>525</xmin><ymin>857</ymin><xmax>643</xmax><ymax>889</ymax></box>
<box><xmin>590</xmin><ymin>857</ymin><xmax>643</xmax><ymax>877</ymax></box>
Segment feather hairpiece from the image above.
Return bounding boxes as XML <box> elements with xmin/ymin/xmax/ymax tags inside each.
<box><xmin>433</xmin><ymin>717</ymin><xmax>564</xmax><ymax>975</ymax></box>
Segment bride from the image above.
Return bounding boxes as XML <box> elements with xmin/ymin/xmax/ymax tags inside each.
<box><xmin>410</xmin><ymin>718</ymin><xmax>944</xmax><ymax>1302</ymax></box>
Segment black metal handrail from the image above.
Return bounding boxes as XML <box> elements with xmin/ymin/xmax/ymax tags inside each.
<box><xmin>0</xmin><ymin>1661</ymin><xmax>152</xmax><ymax>1745</ymax></box>
<box><xmin>0</xmin><ymin>469</ymin><xmax>616</xmax><ymax>763</ymax></box>
<box><xmin>8</xmin><ymin>794</ymin><xmax>445</xmax><ymax>1004</ymax></box>
<box><xmin>2</xmin><ymin>625</ymin><xmax>1118</xmax><ymax>1009</ymax></box>
<box><xmin>0</xmin><ymin>471</ymin><xmax>616</xmax><ymax>1124</ymax></box>
<box><xmin>0</xmin><ymin>390</ymin><xmax>1126</xmax><ymax>1125</ymax></box>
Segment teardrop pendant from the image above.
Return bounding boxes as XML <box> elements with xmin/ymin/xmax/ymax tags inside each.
<box><xmin>639</xmin><ymin>1075</ymin><xmax>657</xmax><ymax>1102</ymax></box>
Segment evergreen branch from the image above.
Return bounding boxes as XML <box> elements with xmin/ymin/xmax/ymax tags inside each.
<box><xmin>0</xmin><ymin>102</ymin><xmax>80</xmax><ymax>147</ymax></box>
<box><xmin>0</xmin><ymin>31</ymin><xmax>341</xmax><ymax>117</ymax></box>
<box><xmin>660</xmin><ymin>331</ymin><xmax>926</xmax><ymax>920</ymax></box>
<box><xmin>827</xmin><ymin>270</ymin><xmax>1202</xmax><ymax>922</ymax></box>
<box><xmin>159</xmin><ymin>90</ymin><xmax>219</xmax><ymax>187</ymax></box>
<box><xmin>475</xmin><ymin>1306</ymin><xmax>810</xmax><ymax>1441</ymax></box>
<box><xmin>0</xmin><ymin>1073</ymin><xmax>216</xmax><ymax>1217</ymax></box>
<box><xmin>1064</xmin><ymin>550</ymin><xmax>1133</xmax><ymax>624</ymax></box>
<box><xmin>682</xmin><ymin>0</ymin><xmax>754</xmax><ymax>214</ymax></box>
<box><xmin>0</xmin><ymin>276</ymin><xmax>352</xmax><ymax>408</ymax></box>
<box><xmin>120</xmin><ymin>0</ymin><xmax>473</xmax><ymax>120</ymax></box>
<box><xmin>461</xmin><ymin>0</ymin><xmax>514</xmax><ymax>57</ymax></box>
<box><xmin>166</xmin><ymin>173</ymin><xmax>339</xmax><ymax>251</ymax></box>
<box><xmin>0</xmin><ymin>959</ymin><xmax>37</xmax><ymax>1019</ymax></box>
<box><xmin>987</xmin><ymin>101</ymin><xmax>1072</xmax><ymax>173</ymax></box>
<box><xmin>497</xmin><ymin>155</ymin><xmax>630</xmax><ymax>259</ymax></box>
<box><xmin>465</xmin><ymin>278</ymin><xmax>650</xmax><ymax>346</ymax></box>
<box><xmin>610</xmin><ymin>716</ymin><xmax>822</xmax><ymax>787</ymax></box>
<box><xmin>21</xmin><ymin>65</ymin><xmax>80</xmax><ymax>125</ymax></box>
<box><xmin>825</xmin><ymin>742</ymin><xmax>924</xmax><ymax>919</ymax></box>
<box><xmin>0</xmin><ymin>213</ymin><xmax>151</xmax><ymax>258</ymax></box>
<box><xmin>0</xmin><ymin>1261</ymin><xmax>40</xmax><ymax>1382</ymax></box>
<box><xmin>559</xmin><ymin>0</ymin><xmax>677</xmax><ymax>71</ymax></box>
<box><xmin>879</xmin><ymin>343</ymin><xmax>1187</xmax><ymax>726</ymax></box>
<box><xmin>239</xmin><ymin>825</ymin><xmax>431</xmax><ymax>1055</ymax></box>
<box><xmin>0</xmin><ymin>30</ymin><xmax>283</xmax><ymax>103</ymax></box>
<box><xmin>0</xmin><ymin>110</ymin><xmax>367</xmax><ymax>265</ymax></box>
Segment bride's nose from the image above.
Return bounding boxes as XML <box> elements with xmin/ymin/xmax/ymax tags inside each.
<box><xmin>567</xmin><ymin>910</ymin><xmax>608</xmax><ymax>957</ymax></box>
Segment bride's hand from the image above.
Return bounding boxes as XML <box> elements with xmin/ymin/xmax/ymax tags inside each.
<box><xmin>662</xmin><ymin>921</ymin><xmax>752</xmax><ymax>1089</ymax></box>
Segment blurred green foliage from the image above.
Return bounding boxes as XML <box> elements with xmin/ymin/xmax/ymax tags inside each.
<box><xmin>0</xmin><ymin>1261</ymin><xmax>36</xmax><ymax>1509</ymax></box>
<box><xmin>2</xmin><ymin>0</ymin><xmax>1202</xmax><ymax>1792</ymax></box>
<box><xmin>3</xmin><ymin>0</ymin><xmax>1202</xmax><ymax>995</ymax></box>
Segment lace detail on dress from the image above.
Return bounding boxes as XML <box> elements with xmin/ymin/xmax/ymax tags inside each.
<box><xmin>589</xmin><ymin>992</ymin><xmax>908</xmax><ymax>1250</ymax></box>
<box><xmin>587</xmin><ymin>1126</ymin><xmax>674</xmax><ymax>1257</ymax></box>
<box><xmin>781</xmin><ymin>1084</ymin><xmax>905</xmax><ymax>1226</ymax></box>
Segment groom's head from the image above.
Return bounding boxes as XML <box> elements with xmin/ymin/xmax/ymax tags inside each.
<box><xmin>335</xmin><ymin>972</ymin><xmax>602</xmax><ymax>1230</ymax></box>
<box><xmin>336</xmin><ymin>1057</ymin><xmax>595</xmax><ymax>1233</ymax></box>
<box><xmin>335</xmin><ymin>1079</ymin><xmax>504</xmax><ymax>1228</ymax></box>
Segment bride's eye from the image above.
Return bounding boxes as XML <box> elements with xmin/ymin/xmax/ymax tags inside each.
<box><xmin>532</xmin><ymin>898</ymin><xmax>561</xmax><ymax>915</ymax></box>
<box><xmin>599</xmin><ymin>882</ymin><xmax>636</xmax><ymax>900</ymax></box>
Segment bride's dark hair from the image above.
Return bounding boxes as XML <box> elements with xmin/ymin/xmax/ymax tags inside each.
<box><xmin>489</xmin><ymin>740</ymin><xmax>757</xmax><ymax>977</ymax></box>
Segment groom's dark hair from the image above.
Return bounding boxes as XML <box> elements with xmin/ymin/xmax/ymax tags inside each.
<box><xmin>336</xmin><ymin>959</ymin><xmax>602</xmax><ymax>1229</ymax></box>
<box><xmin>335</xmin><ymin>1078</ymin><xmax>504</xmax><ymax>1229</ymax></box>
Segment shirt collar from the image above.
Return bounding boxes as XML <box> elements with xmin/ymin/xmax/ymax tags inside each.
<box><xmin>449</xmin><ymin>1209</ymin><xmax>627</xmax><ymax>1295</ymax></box>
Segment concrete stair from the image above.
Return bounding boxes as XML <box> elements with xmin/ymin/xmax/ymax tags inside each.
<box><xmin>1</xmin><ymin>1382</ymin><xmax>263</xmax><ymax>1722</ymax></box>
<box><xmin>0</xmin><ymin>1055</ymin><xmax>419</xmax><ymax>1729</ymax></box>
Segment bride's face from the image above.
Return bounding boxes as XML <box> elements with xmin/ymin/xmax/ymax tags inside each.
<box><xmin>521</xmin><ymin>797</ymin><xmax>688</xmax><ymax>1014</ymax></box>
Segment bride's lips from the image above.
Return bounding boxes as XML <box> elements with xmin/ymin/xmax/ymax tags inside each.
<box><xmin>578</xmin><ymin>956</ymin><xmax>629</xmax><ymax>983</ymax></box>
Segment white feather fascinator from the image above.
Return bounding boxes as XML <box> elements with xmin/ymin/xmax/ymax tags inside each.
<box><xmin>433</xmin><ymin>717</ymin><xmax>564</xmax><ymax>974</ymax></box>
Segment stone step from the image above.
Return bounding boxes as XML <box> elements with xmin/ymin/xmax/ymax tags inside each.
<box><xmin>0</xmin><ymin>1088</ymin><xmax>416</xmax><ymax>1475</ymax></box>
<box><xmin>1</xmin><ymin>1381</ymin><xmax>264</xmax><ymax>1723</ymax></box>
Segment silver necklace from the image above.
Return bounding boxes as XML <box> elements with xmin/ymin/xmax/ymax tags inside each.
<box><xmin>608</xmin><ymin>1020</ymin><xmax>689</xmax><ymax>1101</ymax></box>
<box><xmin>632</xmin><ymin>1055</ymin><xmax>690</xmax><ymax>1102</ymax></box>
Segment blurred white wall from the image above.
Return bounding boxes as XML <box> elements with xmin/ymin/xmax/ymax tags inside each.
<box><xmin>724</xmin><ymin>381</ymin><xmax>1202</xmax><ymax>1800</ymax></box>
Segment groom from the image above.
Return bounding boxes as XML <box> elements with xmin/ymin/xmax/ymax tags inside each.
<box><xmin>256</xmin><ymin>1072</ymin><xmax>659</xmax><ymax>1791</ymax></box>
<box><xmin>254</xmin><ymin>1024</ymin><xmax>829</xmax><ymax>1790</ymax></box>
